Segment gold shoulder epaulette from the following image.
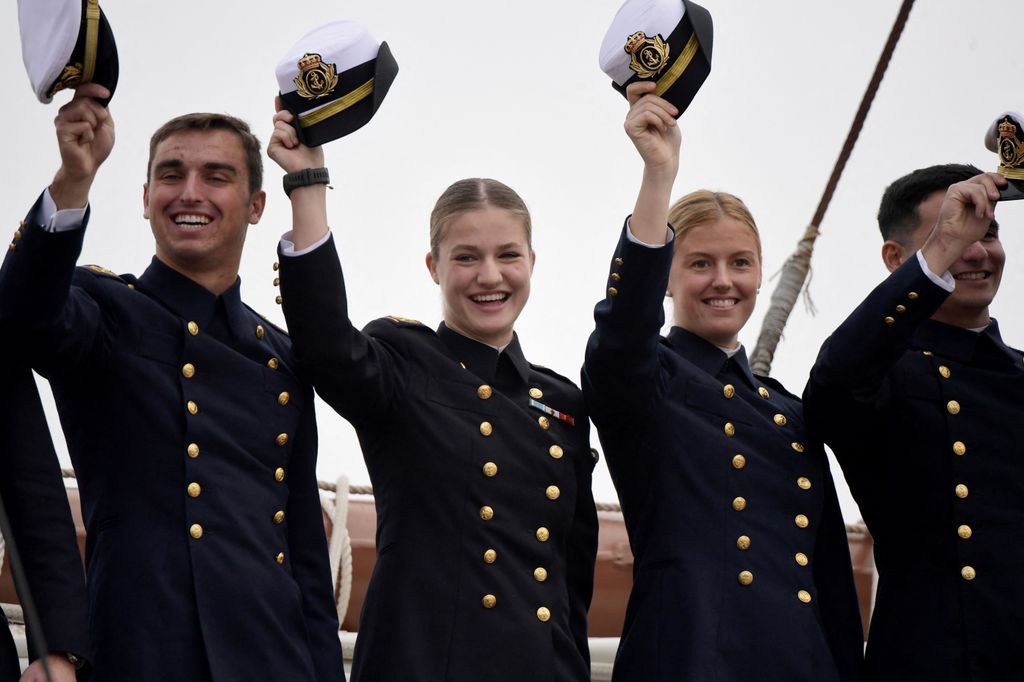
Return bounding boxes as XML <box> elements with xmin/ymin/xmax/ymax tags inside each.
<box><xmin>81</xmin><ymin>264</ymin><xmax>130</xmax><ymax>284</ymax></box>
<box><xmin>386</xmin><ymin>315</ymin><xmax>424</xmax><ymax>326</ymax></box>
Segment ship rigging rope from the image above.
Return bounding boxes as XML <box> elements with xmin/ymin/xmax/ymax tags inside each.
<box><xmin>749</xmin><ymin>0</ymin><xmax>916</xmax><ymax>375</ymax></box>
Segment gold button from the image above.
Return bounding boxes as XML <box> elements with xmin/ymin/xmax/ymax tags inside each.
<box><xmin>273</xmin><ymin>510</ymin><xmax>285</xmax><ymax>524</ymax></box>
<box><xmin>534</xmin><ymin>567</ymin><xmax>548</xmax><ymax>582</ymax></box>
<box><xmin>908</xmin><ymin>291</ymin><xmax>919</xmax><ymax>300</ymax></box>
<box><xmin>187</xmin><ymin>443</ymin><xmax>200</xmax><ymax>459</ymax></box>
<box><xmin>795</xmin><ymin>514</ymin><xmax>809</xmax><ymax>528</ymax></box>
<box><xmin>610</xmin><ymin>272</ymin><xmax>621</xmax><ymax>282</ymax></box>
<box><xmin>939</xmin><ymin>365</ymin><xmax>951</xmax><ymax>379</ymax></box>
<box><xmin>273</xmin><ymin>277</ymin><xmax>280</xmax><ymax>287</ymax></box>
<box><xmin>722</xmin><ymin>384</ymin><xmax>735</xmax><ymax>399</ymax></box>
<box><xmin>182</xmin><ymin>363</ymin><xmax>196</xmax><ymax>379</ymax></box>
<box><xmin>724</xmin><ymin>422</ymin><xmax>736</xmax><ymax>437</ymax></box>
<box><xmin>758</xmin><ymin>387</ymin><xmax>770</xmax><ymax>399</ymax></box>
<box><xmin>482</xmin><ymin>462</ymin><xmax>498</xmax><ymax>477</ymax></box>
<box><xmin>614</xmin><ymin>257</ymin><xmax>624</xmax><ymax>266</ymax></box>
<box><xmin>267</xmin><ymin>358</ymin><xmax>279</xmax><ymax>370</ymax></box>
<box><xmin>7</xmin><ymin>244</ymin><xmax>14</xmax><ymax>252</ymax></box>
<box><xmin>732</xmin><ymin>454</ymin><xmax>746</xmax><ymax>470</ymax></box>
<box><xmin>483</xmin><ymin>549</ymin><xmax>497</xmax><ymax>564</ymax></box>
<box><xmin>536</xmin><ymin>607</ymin><xmax>551</xmax><ymax>622</ymax></box>
<box><xmin>546</xmin><ymin>485</ymin><xmax>560</xmax><ymax>500</ymax></box>
<box><xmin>277</xmin><ymin>392</ymin><xmax>290</xmax><ymax>406</ymax></box>
<box><xmin>797</xmin><ymin>477</ymin><xmax>812</xmax><ymax>490</ymax></box>
<box><xmin>608</xmin><ymin>287</ymin><xmax>618</xmax><ymax>297</ymax></box>
<box><xmin>922</xmin><ymin>350</ymin><xmax>933</xmax><ymax>356</ymax></box>
<box><xmin>961</xmin><ymin>566</ymin><xmax>976</xmax><ymax>581</ymax></box>
<box><xmin>738</xmin><ymin>571</ymin><xmax>754</xmax><ymax>586</ymax></box>
<box><xmin>884</xmin><ymin>316</ymin><xmax>895</xmax><ymax>325</ymax></box>
<box><xmin>795</xmin><ymin>552</ymin><xmax>809</xmax><ymax>567</ymax></box>
<box><xmin>773</xmin><ymin>414</ymin><xmax>787</xmax><ymax>427</ymax></box>
<box><xmin>187</xmin><ymin>482</ymin><xmax>201</xmax><ymax>498</ymax></box>
<box><xmin>736</xmin><ymin>535</ymin><xmax>751</xmax><ymax>550</ymax></box>
<box><xmin>276</xmin><ymin>552</ymin><xmax>285</xmax><ymax>564</ymax></box>
<box><xmin>187</xmin><ymin>400</ymin><xmax>198</xmax><ymax>415</ymax></box>
<box><xmin>947</xmin><ymin>400</ymin><xmax>960</xmax><ymax>415</ymax></box>
<box><xmin>732</xmin><ymin>496</ymin><xmax>746</xmax><ymax>511</ymax></box>
<box><xmin>797</xmin><ymin>590</ymin><xmax>812</xmax><ymax>603</ymax></box>
<box><xmin>275</xmin><ymin>467</ymin><xmax>286</xmax><ymax>482</ymax></box>
<box><xmin>477</xmin><ymin>385</ymin><xmax>493</xmax><ymax>400</ymax></box>
<box><xmin>958</xmin><ymin>525</ymin><xmax>972</xmax><ymax>539</ymax></box>
<box><xmin>538</xmin><ymin>416</ymin><xmax>550</xmax><ymax>430</ymax></box>
<box><xmin>275</xmin><ymin>295</ymin><xmax>283</xmax><ymax>305</ymax></box>
<box><xmin>256</xmin><ymin>325</ymin><xmax>265</xmax><ymax>339</ymax></box>
<box><xmin>276</xmin><ymin>433</ymin><xmax>289</xmax><ymax>446</ymax></box>
<box><xmin>955</xmin><ymin>484</ymin><xmax>969</xmax><ymax>499</ymax></box>
<box><xmin>13</xmin><ymin>230</ymin><xmax>22</xmax><ymax>241</ymax></box>
<box><xmin>479</xmin><ymin>421</ymin><xmax>493</xmax><ymax>436</ymax></box>
<box><xmin>273</xmin><ymin>262</ymin><xmax>280</xmax><ymax>271</ymax></box>
<box><xmin>189</xmin><ymin>524</ymin><xmax>203</xmax><ymax>539</ymax></box>
<box><xmin>482</xmin><ymin>594</ymin><xmax>497</xmax><ymax>609</ymax></box>
<box><xmin>549</xmin><ymin>445</ymin><xmax>564</xmax><ymax>459</ymax></box>
<box><xmin>953</xmin><ymin>441</ymin><xmax>967</xmax><ymax>456</ymax></box>
<box><xmin>896</xmin><ymin>304</ymin><xmax>907</xmax><ymax>313</ymax></box>
<box><xmin>480</xmin><ymin>506</ymin><xmax>494</xmax><ymax>521</ymax></box>
<box><xmin>187</xmin><ymin>321</ymin><xmax>199</xmax><ymax>336</ymax></box>
<box><xmin>536</xmin><ymin>527</ymin><xmax>550</xmax><ymax>542</ymax></box>
<box><xmin>791</xmin><ymin>442</ymin><xmax>805</xmax><ymax>453</ymax></box>
<box><xmin>529</xmin><ymin>388</ymin><xmax>543</xmax><ymax>399</ymax></box>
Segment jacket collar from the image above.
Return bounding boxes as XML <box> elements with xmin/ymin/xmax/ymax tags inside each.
<box><xmin>666</xmin><ymin>326</ymin><xmax>758</xmax><ymax>388</ymax></box>
<box><xmin>136</xmin><ymin>257</ymin><xmax>249</xmax><ymax>339</ymax></box>
<box><xmin>437</xmin><ymin>323</ymin><xmax>531</xmax><ymax>386</ymax></box>
<box><xmin>913</xmin><ymin>317</ymin><xmax>1016</xmax><ymax>364</ymax></box>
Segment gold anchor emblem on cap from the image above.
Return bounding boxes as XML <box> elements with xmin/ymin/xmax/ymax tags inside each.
<box><xmin>294</xmin><ymin>53</ymin><xmax>339</xmax><ymax>100</ymax></box>
<box><xmin>624</xmin><ymin>32</ymin><xmax>670</xmax><ymax>79</ymax></box>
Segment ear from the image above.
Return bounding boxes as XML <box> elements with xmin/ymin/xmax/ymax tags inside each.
<box><xmin>529</xmin><ymin>248</ymin><xmax>536</xmax><ymax>270</ymax></box>
<box><xmin>881</xmin><ymin>240</ymin><xmax>907</xmax><ymax>273</ymax></box>
<box><xmin>248</xmin><ymin>190</ymin><xmax>267</xmax><ymax>225</ymax></box>
<box><xmin>142</xmin><ymin>183</ymin><xmax>150</xmax><ymax>220</ymax></box>
<box><xmin>425</xmin><ymin>252</ymin><xmax>440</xmax><ymax>284</ymax></box>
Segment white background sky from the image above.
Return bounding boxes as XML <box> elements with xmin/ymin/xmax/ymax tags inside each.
<box><xmin>3</xmin><ymin>1</ymin><xmax>1022</xmax><ymax>523</ymax></box>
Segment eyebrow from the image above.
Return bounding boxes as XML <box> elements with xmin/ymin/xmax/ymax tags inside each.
<box><xmin>449</xmin><ymin>242</ymin><xmax>525</xmax><ymax>252</ymax></box>
<box><xmin>685</xmin><ymin>249</ymin><xmax>757</xmax><ymax>258</ymax></box>
<box><xmin>153</xmin><ymin>159</ymin><xmax>239</xmax><ymax>176</ymax></box>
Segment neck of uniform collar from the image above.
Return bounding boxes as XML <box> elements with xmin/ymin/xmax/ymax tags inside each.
<box><xmin>667</xmin><ymin>326</ymin><xmax>757</xmax><ymax>387</ymax></box>
<box><xmin>137</xmin><ymin>256</ymin><xmax>246</xmax><ymax>334</ymax></box>
<box><xmin>437</xmin><ymin>323</ymin><xmax>530</xmax><ymax>386</ymax></box>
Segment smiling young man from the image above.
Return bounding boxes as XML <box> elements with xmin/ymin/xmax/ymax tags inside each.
<box><xmin>0</xmin><ymin>84</ymin><xmax>344</xmax><ymax>681</ymax></box>
<box><xmin>805</xmin><ymin>164</ymin><xmax>1023</xmax><ymax>680</ymax></box>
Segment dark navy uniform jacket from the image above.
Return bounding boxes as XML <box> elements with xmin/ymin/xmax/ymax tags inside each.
<box><xmin>0</xmin><ymin>194</ymin><xmax>344</xmax><ymax>681</ymax></box>
<box><xmin>806</xmin><ymin>257</ymin><xmax>1024</xmax><ymax>681</ymax></box>
<box><xmin>277</xmin><ymin>235</ymin><xmax>598</xmax><ymax>682</ymax></box>
<box><xmin>582</xmin><ymin>223</ymin><xmax>863</xmax><ymax>682</ymax></box>
<box><xmin>0</xmin><ymin>364</ymin><xmax>90</xmax><ymax>681</ymax></box>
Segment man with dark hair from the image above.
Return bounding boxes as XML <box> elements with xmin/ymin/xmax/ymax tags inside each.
<box><xmin>0</xmin><ymin>83</ymin><xmax>345</xmax><ymax>681</ymax></box>
<box><xmin>805</xmin><ymin>166</ymin><xmax>1020</xmax><ymax>679</ymax></box>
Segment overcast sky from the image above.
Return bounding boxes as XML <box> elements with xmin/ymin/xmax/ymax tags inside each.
<box><xmin>3</xmin><ymin>1</ymin><xmax>1022</xmax><ymax>522</ymax></box>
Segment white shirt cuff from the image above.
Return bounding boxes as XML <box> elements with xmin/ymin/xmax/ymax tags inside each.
<box><xmin>626</xmin><ymin>218</ymin><xmax>673</xmax><ymax>248</ymax></box>
<box><xmin>280</xmin><ymin>229</ymin><xmax>331</xmax><ymax>257</ymax></box>
<box><xmin>41</xmin><ymin>189</ymin><xmax>88</xmax><ymax>233</ymax></box>
<box><xmin>916</xmin><ymin>249</ymin><xmax>955</xmax><ymax>293</ymax></box>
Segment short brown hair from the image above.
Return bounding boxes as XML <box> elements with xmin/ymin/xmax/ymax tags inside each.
<box><xmin>429</xmin><ymin>179</ymin><xmax>531</xmax><ymax>258</ymax></box>
<box><xmin>668</xmin><ymin>189</ymin><xmax>761</xmax><ymax>263</ymax></box>
<box><xmin>147</xmin><ymin>113</ymin><xmax>263</xmax><ymax>194</ymax></box>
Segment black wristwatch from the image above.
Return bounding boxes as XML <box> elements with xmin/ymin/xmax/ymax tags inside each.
<box><xmin>283</xmin><ymin>167</ymin><xmax>331</xmax><ymax>197</ymax></box>
<box><xmin>64</xmin><ymin>651</ymin><xmax>84</xmax><ymax>669</ymax></box>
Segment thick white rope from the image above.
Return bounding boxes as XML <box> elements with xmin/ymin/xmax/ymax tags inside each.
<box><xmin>325</xmin><ymin>475</ymin><xmax>353</xmax><ymax>629</ymax></box>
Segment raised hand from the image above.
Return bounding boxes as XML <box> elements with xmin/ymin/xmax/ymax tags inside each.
<box><xmin>50</xmin><ymin>83</ymin><xmax>114</xmax><ymax>209</ymax></box>
<box><xmin>624</xmin><ymin>81</ymin><xmax>680</xmax><ymax>174</ymax></box>
<box><xmin>267</xmin><ymin>97</ymin><xmax>325</xmax><ymax>175</ymax></box>
<box><xmin>921</xmin><ymin>172</ymin><xmax>1007</xmax><ymax>274</ymax></box>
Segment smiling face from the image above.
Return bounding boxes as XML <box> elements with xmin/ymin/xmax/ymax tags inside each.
<box><xmin>425</xmin><ymin>206</ymin><xmax>535</xmax><ymax>347</ymax></box>
<box><xmin>895</xmin><ymin>190</ymin><xmax>1004</xmax><ymax>328</ymax></box>
<box><xmin>668</xmin><ymin>216</ymin><xmax>762</xmax><ymax>348</ymax></box>
<box><xmin>143</xmin><ymin>129</ymin><xmax>265</xmax><ymax>289</ymax></box>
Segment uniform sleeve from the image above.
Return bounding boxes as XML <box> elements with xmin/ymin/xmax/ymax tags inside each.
<box><xmin>284</xmin><ymin>394</ymin><xmax>346</xmax><ymax>680</ymax></box>
<box><xmin>0</xmin><ymin>365</ymin><xmax>91</xmax><ymax>670</ymax></box>
<box><xmin>0</xmin><ymin>192</ymin><xmax>107</xmax><ymax>377</ymax></box>
<box><xmin>277</xmin><ymin>234</ymin><xmax>399</xmax><ymax>428</ymax></box>
<box><xmin>582</xmin><ymin>218</ymin><xmax>673</xmax><ymax>432</ymax></box>
<box><xmin>566</xmin><ymin>422</ymin><xmax>598</xmax><ymax>666</ymax></box>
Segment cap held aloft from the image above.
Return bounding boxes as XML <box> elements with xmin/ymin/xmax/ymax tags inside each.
<box><xmin>276</xmin><ymin>21</ymin><xmax>398</xmax><ymax>147</ymax></box>
<box><xmin>599</xmin><ymin>0</ymin><xmax>713</xmax><ymax>117</ymax></box>
<box><xmin>985</xmin><ymin>111</ymin><xmax>1024</xmax><ymax>201</ymax></box>
<box><xmin>18</xmin><ymin>0</ymin><xmax>119</xmax><ymax>105</ymax></box>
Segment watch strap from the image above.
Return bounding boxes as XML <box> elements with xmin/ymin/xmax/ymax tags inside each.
<box><xmin>283</xmin><ymin>167</ymin><xmax>330</xmax><ymax>197</ymax></box>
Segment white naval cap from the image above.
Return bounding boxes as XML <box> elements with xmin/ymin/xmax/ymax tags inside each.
<box><xmin>18</xmin><ymin>0</ymin><xmax>119</xmax><ymax>105</ymax></box>
<box><xmin>599</xmin><ymin>0</ymin><xmax>713</xmax><ymax>117</ymax></box>
<box><xmin>276</xmin><ymin>20</ymin><xmax>398</xmax><ymax>147</ymax></box>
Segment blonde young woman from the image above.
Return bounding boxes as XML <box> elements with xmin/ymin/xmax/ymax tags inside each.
<box><xmin>267</xmin><ymin>107</ymin><xmax>597</xmax><ymax>682</ymax></box>
<box><xmin>582</xmin><ymin>81</ymin><xmax>864</xmax><ymax>681</ymax></box>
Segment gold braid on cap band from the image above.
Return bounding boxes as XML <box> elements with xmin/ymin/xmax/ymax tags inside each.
<box><xmin>83</xmin><ymin>0</ymin><xmax>101</xmax><ymax>83</ymax></box>
<box><xmin>999</xmin><ymin>167</ymin><xmax>1024</xmax><ymax>180</ymax></box>
<box><xmin>653</xmin><ymin>33</ymin><xmax>699</xmax><ymax>98</ymax></box>
<box><xmin>299</xmin><ymin>78</ymin><xmax>375</xmax><ymax>128</ymax></box>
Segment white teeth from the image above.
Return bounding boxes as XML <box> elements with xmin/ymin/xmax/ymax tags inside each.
<box><xmin>955</xmin><ymin>272</ymin><xmax>986</xmax><ymax>281</ymax></box>
<box><xmin>707</xmin><ymin>298</ymin><xmax>737</xmax><ymax>308</ymax></box>
<box><xmin>174</xmin><ymin>215</ymin><xmax>211</xmax><ymax>226</ymax></box>
<box><xmin>472</xmin><ymin>293</ymin><xmax>507</xmax><ymax>303</ymax></box>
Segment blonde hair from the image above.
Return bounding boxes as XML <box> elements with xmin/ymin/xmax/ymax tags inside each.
<box><xmin>429</xmin><ymin>179</ymin><xmax>531</xmax><ymax>258</ymax></box>
<box><xmin>668</xmin><ymin>190</ymin><xmax>762</xmax><ymax>264</ymax></box>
